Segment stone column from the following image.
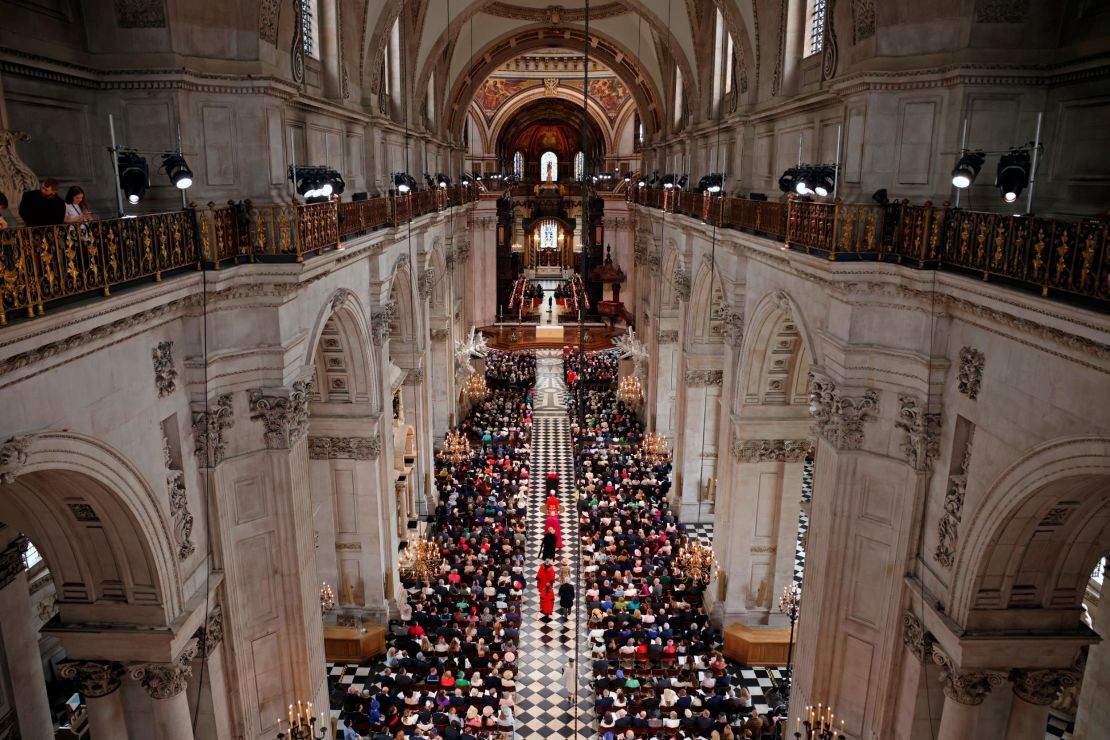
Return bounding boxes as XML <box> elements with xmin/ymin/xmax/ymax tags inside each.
<box><xmin>0</xmin><ymin>536</ymin><xmax>53</xmax><ymax>740</ymax></box>
<box><xmin>186</xmin><ymin>604</ymin><xmax>235</xmax><ymax>740</ymax></box>
<box><xmin>59</xmin><ymin>661</ymin><xmax>129</xmax><ymax>740</ymax></box>
<box><xmin>1005</xmin><ymin>669</ymin><xmax>1072</xmax><ymax>740</ymax></box>
<box><xmin>934</xmin><ymin>654</ymin><xmax>995</xmax><ymax>740</ymax></box>
<box><xmin>130</xmin><ymin>644</ymin><xmax>198</xmax><ymax>740</ymax></box>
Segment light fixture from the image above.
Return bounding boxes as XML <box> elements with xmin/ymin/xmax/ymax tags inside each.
<box><xmin>871</xmin><ymin>188</ymin><xmax>889</xmax><ymax>206</ymax></box>
<box><xmin>778</xmin><ymin>584</ymin><xmax>800</xmax><ymax>703</ymax></box>
<box><xmin>423</xmin><ymin>173</ymin><xmax>436</xmax><ymax>190</ymax></box>
<box><xmin>696</xmin><ymin>174</ymin><xmax>724</xmax><ymax>194</ymax></box>
<box><xmin>290</xmin><ymin>166</ymin><xmax>344</xmax><ymax>198</ymax></box>
<box><xmin>648</xmin><ymin>170</ymin><xmax>661</xmax><ymax>187</ymax></box>
<box><xmin>794</xmin><ymin>168</ymin><xmax>813</xmax><ymax>196</ymax></box>
<box><xmin>642</xmin><ymin>431</ymin><xmax>671</xmax><ymax>467</ymax></box>
<box><xmin>617</xmin><ymin>375</ymin><xmax>642</xmax><ymax>406</ymax></box>
<box><xmin>778</xmin><ymin>167</ymin><xmax>801</xmax><ymax>194</ymax></box>
<box><xmin>996</xmin><ymin>149</ymin><xmax>1030</xmax><ymax>204</ymax></box>
<box><xmin>675</xmin><ymin>539</ymin><xmax>716</xmax><ymax>585</ymax></box>
<box><xmin>393</xmin><ymin>172</ymin><xmax>414</xmax><ymax>193</ymax></box>
<box><xmin>436</xmin><ymin>173</ymin><xmax>451</xmax><ymax>189</ymax></box>
<box><xmin>279</xmin><ymin>701</ymin><xmax>326</xmax><ymax>740</ymax></box>
<box><xmin>637</xmin><ymin>177</ymin><xmax>647</xmax><ymax>188</ymax></box>
<box><xmin>161</xmin><ymin>153</ymin><xmax>193</xmax><ymax>190</ymax></box>
<box><xmin>812</xmin><ymin>166</ymin><xmax>836</xmax><ymax>197</ymax></box>
<box><xmin>319</xmin><ymin>582</ymin><xmax>335</xmax><ymax>613</ymax></box>
<box><xmin>117</xmin><ymin>152</ymin><xmax>149</xmax><ymax>205</ymax></box>
<box><xmin>462</xmin><ymin>372</ymin><xmax>488</xmax><ymax>404</ymax></box>
<box><xmin>404</xmin><ymin>532</ymin><xmax>443</xmax><ymax>584</ymax></box>
<box><xmin>951</xmin><ymin>151</ymin><xmax>985</xmax><ymax>189</ymax></box>
<box><xmin>443</xmin><ymin>429</ymin><xmax>471</xmax><ymax>464</ymax></box>
<box><xmin>661</xmin><ymin>174</ymin><xmax>676</xmax><ymax>189</ymax></box>
<box><xmin>677</xmin><ymin>174</ymin><xmax>689</xmax><ymax>190</ymax></box>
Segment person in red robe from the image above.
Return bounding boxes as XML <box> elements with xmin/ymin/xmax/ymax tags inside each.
<box><xmin>544</xmin><ymin>514</ymin><xmax>563</xmax><ymax>549</ymax></box>
<box><xmin>539</xmin><ymin>583</ymin><xmax>555</xmax><ymax>616</ymax></box>
<box><xmin>546</xmin><ymin>494</ymin><xmax>560</xmax><ymax>516</ymax></box>
<box><xmin>537</xmin><ymin>561</ymin><xmax>556</xmax><ymax>595</ymax></box>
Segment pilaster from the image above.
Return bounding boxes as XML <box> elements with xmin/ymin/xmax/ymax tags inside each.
<box><xmin>0</xmin><ymin>535</ymin><xmax>53</xmax><ymax>740</ymax></box>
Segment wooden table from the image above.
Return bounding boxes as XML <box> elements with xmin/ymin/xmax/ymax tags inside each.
<box><xmin>723</xmin><ymin>623</ymin><xmax>795</xmax><ymax>666</ymax></box>
<box><xmin>323</xmin><ymin>624</ymin><xmax>385</xmax><ymax>663</ymax></box>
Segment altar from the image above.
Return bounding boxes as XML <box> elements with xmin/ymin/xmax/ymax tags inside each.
<box><xmin>534</xmin><ymin>325</ymin><xmax>564</xmax><ymax>342</ymax></box>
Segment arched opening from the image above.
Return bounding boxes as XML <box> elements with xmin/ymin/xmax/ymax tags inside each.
<box><xmin>493</xmin><ymin>98</ymin><xmax>606</xmax><ymax>181</ymax></box>
<box><xmin>386</xmin><ymin>266</ymin><xmax>427</xmax><ymax>539</ymax></box>
<box><xmin>540</xmin><ymin>151</ymin><xmax>558</xmax><ymax>183</ymax></box>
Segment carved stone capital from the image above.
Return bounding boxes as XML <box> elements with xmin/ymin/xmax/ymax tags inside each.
<box><xmin>59</xmin><ymin>661</ymin><xmax>126</xmax><ymax>698</ymax></box>
<box><xmin>192</xmin><ymin>394</ymin><xmax>234</xmax><ymax>468</ymax></box>
<box><xmin>957</xmin><ymin>346</ymin><xmax>985</xmax><ymax>400</ymax></box>
<box><xmin>731</xmin><ymin>439</ymin><xmax>810</xmax><ymax>463</ymax></box>
<box><xmin>193</xmin><ymin>603</ymin><xmax>224</xmax><ymax>657</ymax></box>
<box><xmin>129</xmin><ymin>642</ymin><xmax>198</xmax><ymax>700</ymax></box>
<box><xmin>808</xmin><ymin>371</ymin><xmax>879</xmax><ymax>450</ymax></box>
<box><xmin>418</xmin><ymin>268</ymin><xmax>436</xmax><ymax>299</ymax></box>
<box><xmin>895</xmin><ymin>394</ymin><xmax>941</xmax><ymax>472</ymax></box>
<box><xmin>672</xmin><ymin>266</ymin><xmax>691</xmax><ymax>302</ymax></box>
<box><xmin>0</xmin><ymin>535</ymin><xmax>28</xmax><ymax>589</ymax></box>
<box><xmin>1010</xmin><ymin>668</ymin><xmax>1077</xmax><ymax>706</ymax></box>
<box><xmin>248</xmin><ymin>381</ymin><xmax>313</xmax><ymax>449</ymax></box>
<box><xmin>308</xmin><ymin>436</ymin><xmax>382</xmax><ymax>460</ymax></box>
<box><xmin>684</xmin><ymin>369</ymin><xmax>723</xmax><ymax>387</ymax></box>
<box><xmin>152</xmin><ymin>341</ymin><xmax>177</xmax><ymax>398</ymax></box>
<box><xmin>371</xmin><ymin>301</ymin><xmax>397</xmax><ymax>345</ymax></box>
<box><xmin>0</xmin><ymin>434</ymin><xmax>33</xmax><ymax>485</ymax></box>
<box><xmin>933</xmin><ymin>650</ymin><xmax>1003</xmax><ymax>706</ymax></box>
<box><xmin>902</xmin><ymin>611</ymin><xmax>934</xmax><ymax>663</ymax></box>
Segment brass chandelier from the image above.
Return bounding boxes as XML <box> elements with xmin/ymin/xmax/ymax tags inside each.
<box><xmin>462</xmin><ymin>372</ymin><xmax>488</xmax><ymax>403</ymax></box>
<box><xmin>406</xmin><ymin>533</ymin><xmax>442</xmax><ymax>583</ymax></box>
<box><xmin>675</xmin><ymin>539</ymin><xmax>716</xmax><ymax>585</ymax></box>
<box><xmin>443</xmin><ymin>429</ymin><xmax>471</xmax><ymax>463</ymax></box>
<box><xmin>641</xmin><ymin>431</ymin><xmax>671</xmax><ymax>467</ymax></box>
<box><xmin>617</xmin><ymin>374</ymin><xmax>643</xmax><ymax>406</ymax></box>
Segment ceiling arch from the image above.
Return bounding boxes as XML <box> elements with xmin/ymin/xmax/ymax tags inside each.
<box><xmin>485</xmin><ymin>84</ymin><xmax>619</xmax><ymax>154</ymax></box>
<box><xmin>494</xmin><ymin>97</ymin><xmax>608</xmax><ymax>164</ymax></box>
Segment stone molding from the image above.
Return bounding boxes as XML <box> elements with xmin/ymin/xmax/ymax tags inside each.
<box><xmin>59</xmin><ymin>661</ymin><xmax>126</xmax><ymax>698</ymax></box>
<box><xmin>162</xmin><ymin>436</ymin><xmax>195</xmax><ymax>561</ymax></box>
<box><xmin>807</xmin><ymin>371</ymin><xmax>879</xmax><ymax>450</ymax></box>
<box><xmin>371</xmin><ymin>301</ymin><xmax>398</xmax><ymax>345</ymax></box>
<box><xmin>0</xmin><ymin>535</ymin><xmax>28</xmax><ymax>590</ymax></box>
<box><xmin>192</xmin><ymin>394</ymin><xmax>234</xmax><ymax>468</ymax></box>
<box><xmin>248</xmin><ymin>381</ymin><xmax>313</xmax><ymax>449</ymax></box>
<box><xmin>308</xmin><ymin>436</ymin><xmax>382</xmax><ymax>460</ymax></box>
<box><xmin>684</xmin><ymin>369</ymin><xmax>723</xmax><ymax>387</ymax></box>
<box><xmin>0</xmin><ymin>434</ymin><xmax>33</xmax><ymax>485</ymax></box>
<box><xmin>484</xmin><ymin>2</ymin><xmax>627</xmax><ymax>23</ymax></box>
<box><xmin>932</xmin><ymin>649</ymin><xmax>1004</xmax><ymax>706</ymax></box>
<box><xmin>902</xmin><ymin>610</ymin><xmax>934</xmax><ymax>663</ymax></box>
<box><xmin>1010</xmin><ymin>668</ymin><xmax>1076</xmax><ymax>706</ymax></box>
<box><xmin>657</xmin><ymin>330</ymin><xmax>679</xmax><ymax>344</ymax></box>
<box><xmin>129</xmin><ymin>641</ymin><xmax>198</xmax><ymax>700</ymax></box>
<box><xmin>957</xmin><ymin>346</ymin><xmax>985</xmax><ymax>400</ymax></box>
<box><xmin>895</xmin><ymin>394</ymin><xmax>941</xmax><ymax>471</ymax></box>
<box><xmin>731</xmin><ymin>439</ymin><xmax>810</xmax><ymax>463</ymax></box>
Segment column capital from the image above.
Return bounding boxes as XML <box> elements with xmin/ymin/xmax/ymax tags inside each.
<box><xmin>248</xmin><ymin>380</ymin><xmax>313</xmax><ymax>449</ymax></box>
<box><xmin>933</xmin><ymin>649</ymin><xmax>1004</xmax><ymax>705</ymax></box>
<box><xmin>193</xmin><ymin>603</ymin><xmax>224</xmax><ymax>658</ymax></box>
<box><xmin>1009</xmin><ymin>668</ymin><xmax>1078</xmax><ymax>706</ymax></box>
<box><xmin>59</xmin><ymin>661</ymin><xmax>125</xmax><ymax>698</ymax></box>
<box><xmin>129</xmin><ymin>642</ymin><xmax>198</xmax><ymax>700</ymax></box>
<box><xmin>807</xmin><ymin>370</ymin><xmax>880</xmax><ymax>451</ymax></box>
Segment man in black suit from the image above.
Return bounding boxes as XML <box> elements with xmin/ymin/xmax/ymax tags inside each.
<box><xmin>18</xmin><ymin>178</ymin><xmax>64</xmax><ymax>227</ymax></box>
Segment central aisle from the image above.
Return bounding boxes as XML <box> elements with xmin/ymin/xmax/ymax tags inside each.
<box><xmin>514</xmin><ymin>352</ymin><xmax>594</xmax><ymax>738</ymax></box>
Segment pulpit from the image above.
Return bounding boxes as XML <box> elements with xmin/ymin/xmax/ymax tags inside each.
<box><xmin>323</xmin><ymin>624</ymin><xmax>386</xmax><ymax>662</ymax></box>
<box><xmin>723</xmin><ymin>623</ymin><xmax>796</xmax><ymax>666</ymax></box>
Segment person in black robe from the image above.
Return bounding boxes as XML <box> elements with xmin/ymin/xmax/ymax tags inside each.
<box><xmin>541</xmin><ymin>525</ymin><xmax>557</xmax><ymax>560</ymax></box>
<box><xmin>558</xmin><ymin>580</ymin><xmax>575</xmax><ymax>618</ymax></box>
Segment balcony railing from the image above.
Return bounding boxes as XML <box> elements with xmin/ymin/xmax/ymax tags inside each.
<box><xmin>0</xmin><ymin>187</ymin><xmax>478</xmax><ymax>325</ymax></box>
<box><xmin>627</xmin><ymin>187</ymin><xmax>1110</xmax><ymax>310</ymax></box>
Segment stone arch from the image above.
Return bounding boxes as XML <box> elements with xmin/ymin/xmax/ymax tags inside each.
<box><xmin>951</xmin><ymin>435</ymin><xmax>1110</xmax><ymax>631</ymax></box>
<box><xmin>0</xmin><ymin>432</ymin><xmax>181</xmax><ymax>627</ymax></box>
<box><xmin>734</xmin><ymin>289</ymin><xmax>819</xmax><ymax>418</ymax></box>
<box><xmin>659</xmin><ymin>241</ymin><xmax>685</xmax><ymax>310</ymax></box>
<box><xmin>486</xmin><ymin>86</ymin><xmax>617</xmax><ymax>158</ymax></box>
<box><xmin>305</xmin><ymin>290</ymin><xmax>380</xmax><ymax>412</ymax></box>
<box><xmin>685</xmin><ymin>259</ymin><xmax>727</xmax><ymax>346</ymax></box>
<box><xmin>388</xmin><ymin>263</ymin><xmax>419</xmax><ymax>345</ymax></box>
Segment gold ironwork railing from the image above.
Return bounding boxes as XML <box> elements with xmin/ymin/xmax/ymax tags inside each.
<box><xmin>629</xmin><ymin>188</ymin><xmax>1110</xmax><ymax>309</ymax></box>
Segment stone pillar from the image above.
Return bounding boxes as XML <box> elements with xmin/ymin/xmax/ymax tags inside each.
<box><xmin>1074</xmin><ymin>592</ymin><xmax>1110</xmax><ymax>739</ymax></box>
<box><xmin>187</xmin><ymin>604</ymin><xmax>235</xmax><ymax>740</ymax></box>
<box><xmin>676</xmin><ymin>368</ymin><xmax>723</xmax><ymax>524</ymax></box>
<box><xmin>1005</xmin><ymin>669</ymin><xmax>1072</xmax><ymax>740</ymax></box>
<box><xmin>0</xmin><ymin>536</ymin><xmax>53</xmax><ymax>740</ymax></box>
<box><xmin>130</xmin><ymin>644</ymin><xmax>198</xmax><ymax>740</ymax></box>
<box><xmin>934</xmin><ymin>653</ymin><xmax>995</xmax><ymax>740</ymax></box>
<box><xmin>59</xmin><ymin>661</ymin><xmax>130</xmax><ymax>740</ymax></box>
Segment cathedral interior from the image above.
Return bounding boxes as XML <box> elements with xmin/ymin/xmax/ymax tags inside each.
<box><xmin>0</xmin><ymin>1</ymin><xmax>1108</xmax><ymax>739</ymax></box>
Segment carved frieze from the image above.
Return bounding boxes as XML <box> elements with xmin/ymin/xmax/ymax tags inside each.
<box><xmin>722</xmin><ymin>305</ymin><xmax>744</xmax><ymax>348</ymax></box>
<box><xmin>59</xmin><ymin>661</ymin><xmax>125</xmax><ymax>698</ymax></box>
<box><xmin>162</xmin><ymin>436</ymin><xmax>195</xmax><ymax>560</ymax></box>
<box><xmin>957</xmin><ymin>346</ymin><xmax>985</xmax><ymax>400</ymax></box>
<box><xmin>152</xmin><ymin>341</ymin><xmax>177</xmax><ymax>397</ymax></box>
<box><xmin>902</xmin><ymin>610</ymin><xmax>934</xmax><ymax>662</ymax></box>
<box><xmin>935</xmin><ymin>430</ymin><xmax>973</xmax><ymax>569</ymax></box>
<box><xmin>194</xmin><ymin>603</ymin><xmax>224</xmax><ymax>657</ymax></box>
<box><xmin>192</xmin><ymin>394</ymin><xmax>234</xmax><ymax>468</ymax></box>
<box><xmin>248</xmin><ymin>380</ymin><xmax>313</xmax><ymax>449</ymax></box>
<box><xmin>0</xmin><ymin>434</ymin><xmax>32</xmax><ymax>485</ymax></box>
<box><xmin>419</xmin><ymin>268</ymin><xmax>436</xmax><ymax>299</ymax></box>
<box><xmin>0</xmin><ymin>536</ymin><xmax>28</xmax><ymax>589</ymax></box>
<box><xmin>896</xmin><ymin>395</ymin><xmax>941</xmax><ymax>471</ymax></box>
<box><xmin>114</xmin><ymin>0</ymin><xmax>166</xmax><ymax>28</ymax></box>
<box><xmin>308</xmin><ymin>436</ymin><xmax>382</xmax><ymax>460</ymax></box>
<box><xmin>684</xmin><ymin>369</ymin><xmax>723</xmax><ymax>387</ymax></box>
<box><xmin>853</xmin><ymin>0</ymin><xmax>876</xmax><ymax>41</ymax></box>
<box><xmin>731</xmin><ymin>439</ymin><xmax>810</xmax><ymax>463</ymax></box>
<box><xmin>129</xmin><ymin>641</ymin><xmax>198</xmax><ymax>700</ymax></box>
<box><xmin>807</xmin><ymin>371</ymin><xmax>879</xmax><ymax>450</ymax></box>
<box><xmin>259</xmin><ymin>0</ymin><xmax>281</xmax><ymax>43</ymax></box>
<box><xmin>975</xmin><ymin>0</ymin><xmax>1029</xmax><ymax>24</ymax></box>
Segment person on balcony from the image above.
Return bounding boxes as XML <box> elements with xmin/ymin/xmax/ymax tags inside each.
<box><xmin>19</xmin><ymin>177</ymin><xmax>64</xmax><ymax>227</ymax></box>
<box><xmin>64</xmin><ymin>186</ymin><xmax>94</xmax><ymax>224</ymax></box>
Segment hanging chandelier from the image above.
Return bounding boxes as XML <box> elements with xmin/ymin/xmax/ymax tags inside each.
<box><xmin>617</xmin><ymin>374</ymin><xmax>643</xmax><ymax>406</ymax></box>
<box><xmin>462</xmin><ymin>372</ymin><xmax>488</xmax><ymax>404</ymax></box>
<box><xmin>443</xmin><ymin>429</ymin><xmax>471</xmax><ymax>464</ymax></box>
<box><xmin>676</xmin><ymin>539</ymin><xmax>716</xmax><ymax>585</ymax></box>
<box><xmin>406</xmin><ymin>533</ymin><xmax>442</xmax><ymax>583</ymax></box>
<box><xmin>641</xmin><ymin>431</ymin><xmax>671</xmax><ymax>467</ymax></box>
<box><xmin>319</xmin><ymin>582</ymin><xmax>335</xmax><ymax>613</ymax></box>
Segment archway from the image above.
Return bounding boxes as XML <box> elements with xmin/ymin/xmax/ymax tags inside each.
<box><xmin>493</xmin><ymin>98</ymin><xmax>607</xmax><ymax>180</ymax></box>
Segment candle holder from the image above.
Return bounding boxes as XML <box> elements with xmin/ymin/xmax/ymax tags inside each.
<box><xmin>279</xmin><ymin>702</ymin><xmax>328</xmax><ymax>740</ymax></box>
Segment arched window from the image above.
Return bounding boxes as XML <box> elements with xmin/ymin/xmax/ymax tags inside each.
<box><xmin>541</xmin><ymin>151</ymin><xmax>558</xmax><ymax>182</ymax></box>
<box><xmin>540</xmin><ymin>219</ymin><xmax>558</xmax><ymax>249</ymax></box>
<box><xmin>574</xmin><ymin>151</ymin><xmax>585</xmax><ymax>181</ymax></box>
<box><xmin>513</xmin><ymin>151</ymin><xmax>524</xmax><ymax>179</ymax></box>
<box><xmin>805</xmin><ymin>0</ymin><xmax>827</xmax><ymax>56</ymax></box>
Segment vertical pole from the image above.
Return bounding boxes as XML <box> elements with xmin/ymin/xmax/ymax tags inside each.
<box><xmin>1026</xmin><ymin>111</ymin><xmax>1043</xmax><ymax>215</ymax></box>
<box><xmin>831</xmin><ymin>124</ymin><xmax>842</xmax><ymax>200</ymax></box>
<box><xmin>177</xmin><ymin>127</ymin><xmax>188</xmax><ymax>210</ymax></box>
<box><xmin>109</xmin><ymin>114</ymin><xmax>125</xmax><ymax>218</ymax></box>
<box><xmin>797</xmin><ymin>132</ymin><xmax>803</xmax><ymax>167</ymax></box>
<box><xmin>289</xmin><ymin>128</ymin><xmax>297</xmax><ymax>201</ymax></box>
<box><xmin>955</xmin><ymin>117</ymin><xmax>968</xmax><ymax>209</ymax></box>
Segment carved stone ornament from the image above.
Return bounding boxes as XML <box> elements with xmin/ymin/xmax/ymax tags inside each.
<box><xmin>192</xmin><ymin>394</ymin><xmax>234</xmax><ymax>468</ymax></box>
<box><xmin>935</xmin><ymin>430</ymin><xmax>972</xmax><ymax>569</ymax></box>
<box><xmin>853</xmin><ymin>0</ymin><xmax>877</xmax><ymax>41</ymax></box>
<box><xmin>0</xmin><ymin>130</ymin><xmax>40</xmax><ymax>211</ymax></box>
<box><xmin>722</xmin><ymin>305</ymin><xmax>744</xmax><ymax>348</ymax></box>
<box><xmin>308</xmin><ymin>436</ymin><xmax>382</xmax><ymax>460</ymax></box>
<box><xmin>248</xmin><ymin>380</ymin><xmax>313</xmax><ymax>449</ymax></box>
<box><xmin>0</xmin><ymin>535</ymin><xmax>28</xmax><ymax>590</ymax></box>
<box><xmin>902</xmin><ymin>610</ymin><xmax>934</xmax><ymax>663</ymax></box>
<box><xmin>59</xmin><ymin>661</ymin><xmax>126</xmax><ymax>698</ymax></box>
<box><xmin>821</xmin><ymin>0</ymin><xmax>839</xmax><ymax>81</ymax></box>
<box><xmin>732</xmin><ymin>439</ymin><xmax>810</xmax><ymax>463</ymax></box>
<box><xmin>162</xmin><ymin>437</ymin><xmax>195</xmax><ymax>560</ymax></box>
<box><xmin>290</xmin><ymin>0</ymin><xmax>305</xmax><ymax>83</ymax></box>
<box><xmin>455</xmin><ymin>240</ymin><xmax>471</xmax><ymax>263</ymax></box>
<box><xmin>403</xmin><ymin>368</ymin><xmax>425</xmax><ymax>386</ymax></box>
<box><xmin>194</xmin><ymin>603</ymin><xmax>224</xmax><ymax>657</ymax></box>
<box><xmin>419</xmin><ymin>268</ymin><xmax>436</xmax><ymax>300</ymax></box>
<box><xmin>430</xmin><ymin>328</ymin><xmax>450</xmax><ymax>341</ymax></box>
<box><xmin>957</xmin><ymin>346</ymin><xmax>985</xmax><ymax>400</ymax></box>
<box><xmin>895</xmin><ymin>395</ymin><xmax>941</xmax><ymax>471</ymax></box>
<box><xmin>0</xmin><ymin>434</ymin><xmax>33</xmax><ymax>485</ymax></box>
<box><xmin>129</xmin><ymin>641</ymin><xmax>198</xmax><ymax>700</ymax></box>
<box><xmin>371</xmin><ymin>301</ymin><xmax>398</xmax><ymax>345</ymax></box>
<box><xmin>656</xmin><ymin>330</ymin><xmax>679</xmax><ymax>344</ymax></box>
<box><xmin>684</xmin><ymin>369</ymin><xmax>724</xmax><ymax>387</ymax></box>
<box><xmin>259</xmin><ymin>0</ymin><xmax>281</xmax><ymax>43</ymax></box>
<box><xmin>114</xmin><ymin>0</ymin><xmax>166</xmax><ymax>28</ymax></box>
<box><xmin>672</xmin><ymin>266</ymin><xmax>692</xmax><ymax>302</ymax></box>
<box><xmin>1010</xmin><ymin>668</ymin><xmax>1077</xmax><ymax>706</ymax></box>
<box><xmin>807</xmin><ymin>371</ymin><xmax>880</xmax><ymax>450</ymax></box>
<box><xmin>975</xmin><ymin>0</ymin><xmax>1029</xmax><ymax>24</ymax></box>
<box><xmin>932</xmin><ymin>649</ymin><xmax>1003</xmax><ymax>706</ymax></box>
<box><xmin>152</xmin><ymin>341</ymin><xmax>177</xmax><ymax>398</ymax></box>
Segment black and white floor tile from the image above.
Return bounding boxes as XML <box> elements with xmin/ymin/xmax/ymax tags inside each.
<box><xmin>794</xmin><ymin>457</ymin><xmax>814</xmax><ymax>591</ymax></box>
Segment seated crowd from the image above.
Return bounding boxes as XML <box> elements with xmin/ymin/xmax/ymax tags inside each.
<box><xmin>329</xmin><ymin>383</ymin><xmax>535</xmax><ymax>739</ymax></box>
<box><xmin>568</xmin><ymin>389</ymin><xmax>642</xmax><ymax>444</ymax></box>
<box><xmin>564</xmin><ymin>348</ymin><xmax>620</xmax><ymax>385</ymax></box>
<box><xmin>483</xmin><ymin>350</ymin><xmax>537</xmax><ymax>387</ymax></box>
<box><xmin>571</xmin><ymin>384</ymin><xmax>787</xmax><ymax>739</ymax></box>
<box><xmin>459</xmin><ymin>389</ymin><xmax>534</xmax><ymax>443</ymax></box>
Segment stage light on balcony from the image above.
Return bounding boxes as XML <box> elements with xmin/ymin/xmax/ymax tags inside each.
<box><xmin>778</xmin><ymin>167</ymin><xmax>800</xmax><ymax>194</ymax></box>
<box><xmin>996</xmin><ymin>150</ymin><xmax>1030</xmax><ymax>204</ymax></box>
<box><xmin>677</xmin><ymin>175</ymin><xmax>689</xmax><ymax>190</ymax></box>
<box><xmin>118</xmin><ymin>152</ymin><xmax>149</xmax><ymax>204</ymax></box>
<box><xmin>812</xmin><ymin>166</ymin><xmax>835</xmax><ymax>197</ymax></box>
<box><xmin>393</xmin><ymin>172</ymin><xmax>414</xmax><ymax>193</ymax></box>
<box><xmin>161</xmin><ymin>153</ymin><xmax>193</xmax><ymax>190</ymax></box>
<box><xmin>637</xmin><ymin>177</ymin><xmax>647</xmax><ymax>188</ymax></box>
<box><xmin>661</xmin><ymin>174</ymin><xmax>676</xmax><ymax>189</ymax></box>
<box><xmin>436</xmin><ymin>173</ymin><xmax>451</xmax><ymax>189</ymax></box>
<box><xmin>951</xmin><ymin>152</ymin><xmax>985</xmax><ymax>189</ymax></box>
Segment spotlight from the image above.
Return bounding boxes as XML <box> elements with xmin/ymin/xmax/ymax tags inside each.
<box><xmin>436</xmin><ymin>173</ymin><xmax>450</xmax><ymax>189</ymax></box>
<box><xmin>996</xmin><ymin>150</ymin><xmax>1030</xmax><ymax>204</ymax></box>
<box><xmin>648</xmin><ymin>171</ymin><xmax>661</xmax><ymax>187</ymax></box>
<box><xmin>812</xmin><ymin>166</ymin><xmax>835</xmax><ymax>197</ymax></box>
<box><xmin>117</xmin><ymin>152</ymin><xmax>149</xmax><ymax>205</ymax></box>
<box><xmin>677</xmin><ymin>175</ymin><xmax>689</xmax><ymax>190</ymax></box>
<box><xmin>951</xmin><ymin>151</ymin><xmax>985</xmax><ymax>189</ymax></box>
<box><xmin>778</xmin><ymin>167</ymin><xmax>800</xmax><ymax>194</ymax></box>
<box><xmin>393</xmin><ymin>172</ymin><xmax>414</xmax><ymax>193</ymax></box>
<box><xmin>795</xmin><ymin>167</ymin><xmax>813</xmax><ymax>196</ymax></box>
<box><xmin>461</xmin><ymin>173</ymin><xmax>473</xmax><ymax>184</ymax></box>
<box><xmin>161</xmin><ymin>153</ymin><xmax>193</xmax><ymax>190</ymax></box>
<box><xmin>637</xmin><ymin>177</ymin><xmax>647</xmax><ymax>188</ymax></box>
<box><xmin>661</xmin><ymin>174</ymin><xmax>676</xmax><ymax>189</ymax></box>
<box><xmin>696</xmin><ymin>174</ymin><xmax>724</xmax><ymax>194</ymax></box>
<box><xmin>290</xmin><ymin>166</ymin><xmax>344</xmax><ymax>198</ymax></box>
<box><xmin>623</xmin><ymin>173</ymin><xmax>631</xmax><ymax>182</ymax></box>
<box><xmin>871</xmin><ymin>188</ymin><xmax>889</xmax><ymax>206</ymax></box>
<box><xmin>424</xmin><ymin>173</ymin><xmax>435</xmax><ymax>190</ymax></box>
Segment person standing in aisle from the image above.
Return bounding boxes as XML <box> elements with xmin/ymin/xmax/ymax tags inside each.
<box><xmin>558</xmin><ymin>579</ymin><xmax>575</xmax><ymax>619</ymax></box>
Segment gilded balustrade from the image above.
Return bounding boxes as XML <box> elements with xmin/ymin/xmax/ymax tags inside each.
<box><xmin>786</xmin><ymin>199</ymin><xmax>835</xmax><ymax>254</ymax></box>
<box><xmin>338</xmin><ymin>197</ymin><xmax>392</xmax><ymax>239</ymax></box>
